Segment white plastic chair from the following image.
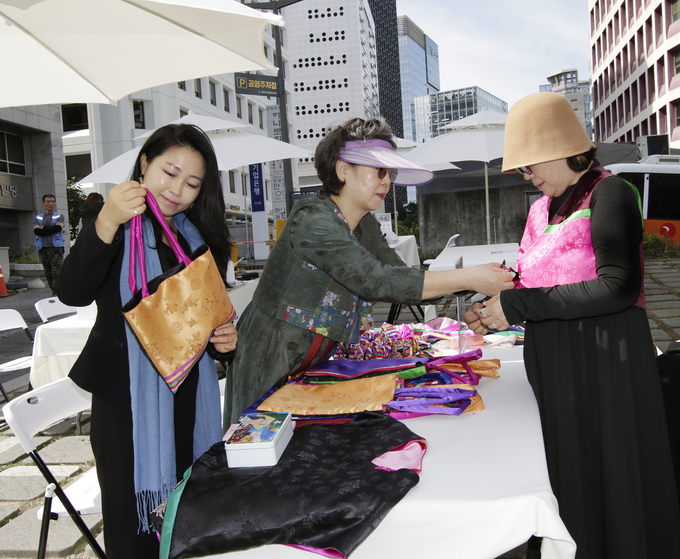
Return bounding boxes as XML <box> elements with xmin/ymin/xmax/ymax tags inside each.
<box><xmin>446</xmin><ymin>234</ymin><xmax>460</xmax><ymax>247</ymax></box>
<box><xmin>2</xmin><ymin>377</ymin><xmax>105</xmax><ymax>558</ymax></box>
<box><xmin>34</xmin><ymin>297</ymin><xmax>77</xmax><ymax>323</ymax></box>
<box><xmin>0</xmin><ymin>309</ymin><xmax>34</xmax><ymax>403</ymax></box>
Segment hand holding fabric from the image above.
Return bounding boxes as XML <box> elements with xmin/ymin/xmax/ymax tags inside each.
<box><xmin>96</xmin><ymin>181</ymin><xmax>147</xmax><ymax>243</ymax></box>
<box><xmin>480</xmin><ymin>294</ymin><xmax>509</xmax><ymax>331</ymax></box>
<box><xmin>467</xmin><ymin>264</ymin><xmax>515</xmax><ymax>297</ymax></box>
<box><xmin>210</xmin><ymin>321</ymin><xmax>238</xmax><ymax>354</ymax></box>
<box><xmin>464</xmin><ymin>303</ymin><xmax>489</xmax><ymax>335</ymax></box>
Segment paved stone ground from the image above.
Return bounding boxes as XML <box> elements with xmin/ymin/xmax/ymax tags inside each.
<box><xmin>0</xmin><ymin>260</ymin><xmax>677</xmax><ymax>558</ymax></box>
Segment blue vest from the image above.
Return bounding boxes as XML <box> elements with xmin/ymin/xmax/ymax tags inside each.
<box><xmin>35</xmin><ymin>213</ymin><xmax>65</xmax><ymax>249</ymax></box>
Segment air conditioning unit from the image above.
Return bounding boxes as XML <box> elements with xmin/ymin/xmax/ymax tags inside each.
<box><xmin>636</xmin><ymin>134</ymin><xmax>669</xmax><ymax>159</ymax></box>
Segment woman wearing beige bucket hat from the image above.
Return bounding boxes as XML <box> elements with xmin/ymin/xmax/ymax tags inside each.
<box><xmin>223</xmin><ymin>117</ymin><xmax>514</xmax><ymax>425</ymax></box>
<box><xmin>466</xmin><ymin>92</ymin><xmax>680</xmax><ymax>558</ymax></box>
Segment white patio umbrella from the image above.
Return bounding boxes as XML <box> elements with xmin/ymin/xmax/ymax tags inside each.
<box><xmin>135</xmin><ymin>114</ymin><xmax>248</xmax><ymax>141</ymax></box>
<box><xmin>0</xmin><ymin>0</ymin><xmax>281</xmax><ymax>108</ymax></box>
<box><xmin>405</xmin><ymin>112</ymin><xmax>506</xmax><ymax>244</ymax></box>
<box><xmin>82</xmin><ymin>129</ymin><xmax>310</xmax><ymax>184</ymax></box>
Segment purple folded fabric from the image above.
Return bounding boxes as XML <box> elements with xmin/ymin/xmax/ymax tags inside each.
<box><xmin>306</xmin><ymin>358</ymin><xmax>424</xmax><ymax>378</ymax></box>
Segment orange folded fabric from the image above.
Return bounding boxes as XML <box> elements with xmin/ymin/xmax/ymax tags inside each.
<box><xmin>436</xmin><ymin>359</ymin><xmax>501</xmax><ymax>379</ymax></box>
<box><xmin>257</xmin><ymin>374</ymin><xmax>398</xmax><ymax>416</ymax></box>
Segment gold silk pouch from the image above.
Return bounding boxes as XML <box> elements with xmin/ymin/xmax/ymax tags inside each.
<box><xmin>257</xmin><ymin>374</ymin><xmax>398</xmax><ymax>415</ymax></box>
<box><xmin>122</xmin><ymin>191</ymin><xmax>236</xmax><ymax>393</ymax></box>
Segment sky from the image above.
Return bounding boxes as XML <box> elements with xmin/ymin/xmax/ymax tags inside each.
<box><xmin>395</xmin><ymin>0</ymin><xmax>592</xmax><ymax>108</ymax></box>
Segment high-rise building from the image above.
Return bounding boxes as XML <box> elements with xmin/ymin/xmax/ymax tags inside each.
<box><xmin>398</xmin><ymin>16</ymin><xmax>440</xmax><ymax>143</ymax></box>
<box><xmin>540</xmin><ymin>69</ymin><xmax>593</xmax><ymax>139</ymax></box>
<box><xmin>366</xmin><ymin>0</ymin><xmax>404</xmax><ymax>138</ymax></box>
<box><xmin>589</xmin><ymin>0</ymin><xmax>680</xmax><ymax>148</ymax></box>
<box><xmin>414</xmin><ymin>86</ymin><xmax>508</xmax><ymax>142</ymax></box>
<box><xmin>286</xmin><ymin>0</ymin><xmax>380</xmax><ymax>186</ymax></box>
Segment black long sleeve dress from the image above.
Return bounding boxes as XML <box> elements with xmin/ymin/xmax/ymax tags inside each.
<box><xmin>500</xmin><ymin>172</ymin><xmax>680</xmax><ymax>558</ymax></box>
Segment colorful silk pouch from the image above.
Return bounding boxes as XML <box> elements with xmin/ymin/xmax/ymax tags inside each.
<box><xmin>122</xmin><ymin>191</ymin><xmax>236</xmax><ymax>393</ymax></box>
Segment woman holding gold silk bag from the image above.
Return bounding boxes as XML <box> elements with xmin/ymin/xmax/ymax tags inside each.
<box><xmin>57</xmin><ymin>124</ymin><xmax>237</xmax><ymax>557</ymax></box>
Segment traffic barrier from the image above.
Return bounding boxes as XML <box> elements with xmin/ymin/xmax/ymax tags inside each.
<box><xmin>0</xmin><ymin>262</ymin><xmax>9</xmax><ymax>297</ymax></box>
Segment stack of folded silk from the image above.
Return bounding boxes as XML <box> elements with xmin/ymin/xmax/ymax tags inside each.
<box><xmin>246</xmin><ymin>349</ymin><xmax>501</xmax><ymax>425</ymax></box>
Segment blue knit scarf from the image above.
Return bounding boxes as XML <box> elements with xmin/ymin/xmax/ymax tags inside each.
<box><xmin>120</xmin><ymin>212</ymin><xmax>222</xmax><ymax>533</ymax></box>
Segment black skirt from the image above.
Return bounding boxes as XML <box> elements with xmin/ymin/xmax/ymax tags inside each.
<box><xmin>524</xmin><ymin>305</ymin><xmax>680</xmax><ymax>558</ymax></box>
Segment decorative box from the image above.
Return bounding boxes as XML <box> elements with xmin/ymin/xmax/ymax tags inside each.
<box><xmin>224</xmin><ymin>411</ymin><xmax>294</xmax><ymax>468</ymax></box>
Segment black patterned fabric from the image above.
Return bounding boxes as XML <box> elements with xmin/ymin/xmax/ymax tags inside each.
<box><xmin>165</xmin><ymin>412</ymin><xmax>423</xmax><ymax>559</ymax></box>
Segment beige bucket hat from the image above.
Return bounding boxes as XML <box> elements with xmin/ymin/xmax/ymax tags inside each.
<box><xmin>501</xmin><ymin>92</ymin><xmax>595</xmax><ymax>172</ymax></box>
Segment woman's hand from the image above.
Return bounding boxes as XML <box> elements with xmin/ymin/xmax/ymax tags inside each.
<box><xmin>479</xmin><ymin>294</ymin><xmax>510</xmax><ymax>331</ymax></box>
<box><xmin>464</xmin><ymin>302</ymin><xmax>489</xmax><ymax>335</ymax></box>
<box><xmin>467</xmin><ymin>264</ymin><xmax>515</xmax><ymax>297</ymax></box>
<box><xmin>210</xmin><ymin>322</ymin><xmax>238</xmax><ymax>354</ymax></box>
<box><xmin>95</xmin><ymin>181</ymin><xmax>148</xmax><ymax>243</ymax></box>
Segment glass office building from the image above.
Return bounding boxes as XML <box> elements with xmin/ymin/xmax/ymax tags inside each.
<box><xmin>414</xmin><ymin>86</ymin><xmax>508</xmax><ymax>142</ymax></box>
<box><xmin>398</xmin><ymin>16</ymin><xmax>440</xmax><ymax>142</ymax></box>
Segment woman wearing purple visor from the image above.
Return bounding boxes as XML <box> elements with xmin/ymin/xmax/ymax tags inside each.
<box><xmin>223</xmin><ymin>117</ymin><xmax>514</xmax><ymax>426</ymax></box>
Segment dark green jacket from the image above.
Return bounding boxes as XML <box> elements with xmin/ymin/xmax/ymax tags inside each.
<box><xmin>252</xmin><ymin>194</ymin><xmax>425</xmax><ymax>342</ymax></box>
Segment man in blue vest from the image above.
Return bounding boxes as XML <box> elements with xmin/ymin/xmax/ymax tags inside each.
<box><xmin>34</xmin><ymin>194</ymin><xmax>65</xmax><ymax>295</ymax></box>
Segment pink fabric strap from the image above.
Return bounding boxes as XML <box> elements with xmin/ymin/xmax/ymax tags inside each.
<box><xmin>127</xmin><ymin>189</ymin><xmax>192</xmax><ymax>297</ymax></box>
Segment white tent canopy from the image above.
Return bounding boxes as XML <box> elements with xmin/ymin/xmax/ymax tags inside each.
<box><xmin>83</xmin><ymin>129</ymin><xmax>310</xmax><ymax>185</ymax></box>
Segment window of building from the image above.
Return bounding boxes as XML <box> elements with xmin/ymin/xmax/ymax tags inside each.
<box><xmin>648</xmin><ymin>173</ymin><xmax>680</xmax><ymax>220</ymax></box>
<box><xmin>248</xmin><ymin>102</ymin><xmax>254</xmax><ymax>124</ymax></box>
<box><xmin>209</xmin><ymin>80</ymin><xmax>217</xmax><ymax>106</ymax></box>
<box><xmin>180</xmin><ymin>107</ymin><xmax>188</xmax><ymax>118</ymax></box>
<box><xmin>178</xmin><ymin>81</ymin><xmax>186</xmax><ymax>91</ymax></box>
<box><xmin>241</xmin><ymin>173</ymin><xmax>248</xmax><ymax>196</ymax></box>
<box><xmin>259</xmin><ymin>108</ymin><xmax>264</xmax><ymax>129</ymax></box>
<box><xmin>0</xmin><ymin>132</ymin><xmax>26</xmax><ymax>175</ymax></box>
<box><xmin>61</xmin><ymin>104</ymin><xmax>89</xmax><ymax>132</ymax></box>
<box><xmin>223</xmin><ymin>88</ymin><xmax>231</xmax><ymax>112</ymax></box>
<box><xmin>133</xmin><ymin>100</ymin><xmax>145</xmax><ymax>129</ymax></box>
<box><xmin>229</xmin><ymin>170</ymin><xmax>236</xmax><ymax>194</ymax></box>
<box><xmin>194</xmin><ymin>78</ymin><xmax>202</xmax><ymax>99</ymax></box>
<box><xmin>65</xmin><ymin>153</ymin><xmax>92</xmax><ymax>182</ymax></box>
<box><xmin>673</xmin><ymin>0</ymin><xmax>680</xmax><ymax>23</ymax></box>
<box><xmin>236</xmin><ymin>96</ymin><xmax>243</xmax><ymax>119</ymax></box>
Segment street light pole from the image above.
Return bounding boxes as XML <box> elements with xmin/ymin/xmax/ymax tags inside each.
<box><xmin>246</xmin><ymin>0</ymin><xmax>304</xmax><ymax>215</ymax></box>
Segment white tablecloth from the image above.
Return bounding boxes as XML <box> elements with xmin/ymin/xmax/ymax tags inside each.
<box><xmin>428</xmin><ymin>243</ymin><xmax>520</xmax><ymax>271</ymax></box>
<box><xmin>30</xmin><ymin>314</ymin><xmax>95</xmax><ymax>388</ymax></box>
<box><xmin>388</xmin><ymin>235</ymin><xmax>420</xmax><ymax>268</ymax></box>
<box><xmin>207</xmin><ymin>346</ymin><xmax>576</xmax><ymax>559</ymax></box>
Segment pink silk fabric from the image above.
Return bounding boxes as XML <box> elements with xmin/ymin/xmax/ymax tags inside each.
<box><xmin>516</xmin><ymin>193</ymin><xmax>598</xmax><ymax>289</ymax></box>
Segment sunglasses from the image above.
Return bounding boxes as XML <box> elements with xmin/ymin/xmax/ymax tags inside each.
<box><xmin>516</xmin><ymin>166</ymin><xmax>532</xmax><ymax>176</ymax></box>
<box><xmin>377</xmin><ymin>168</ymin><xmax>399</xmax><ymax>182</ymax></box>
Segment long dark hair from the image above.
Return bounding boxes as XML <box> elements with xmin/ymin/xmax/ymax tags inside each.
<box><xmin>83</xmin><ymin>192</ymin><xmax>103</xmax><ymax>211</ymax></box>
<box><xmin>131</xmin><ymin>124</ymin><xmax>233</xmax><ymax>277</ymax></box>
<box><xmin>315</xmin><ymin>117</ymin><xmax>395</xmax><ymax>196</ymax></box>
